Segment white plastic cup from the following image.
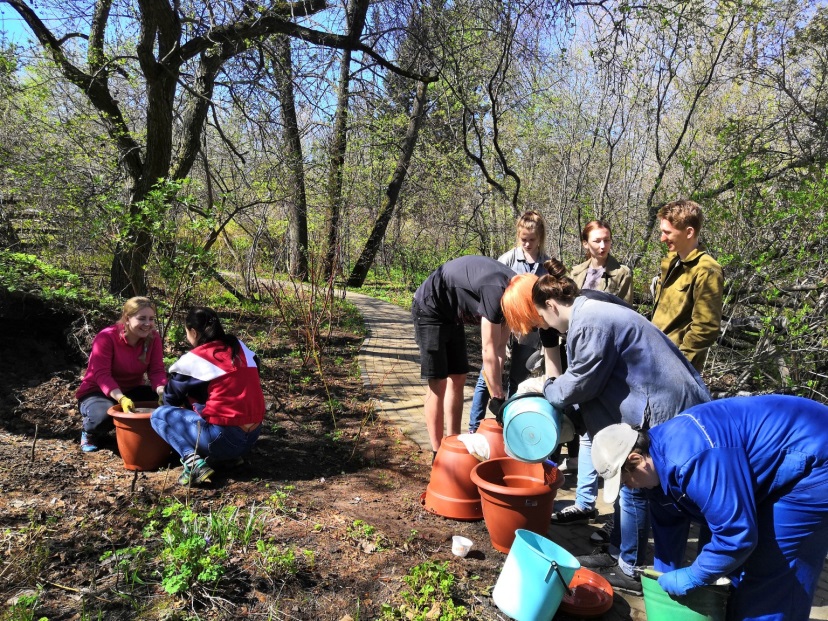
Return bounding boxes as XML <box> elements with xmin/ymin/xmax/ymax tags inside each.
<box><xmin>452</xmin><ymin>535</ymin><xmax>473</xmax><ymax>557</ymax></box>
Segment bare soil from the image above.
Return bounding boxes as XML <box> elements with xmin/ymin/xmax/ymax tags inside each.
<box><xmin>0</xmin><ymin>303</ymin><xmax>530</xmax><ymax>621</ymax></box>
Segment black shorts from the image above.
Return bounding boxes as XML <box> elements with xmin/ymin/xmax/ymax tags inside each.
<box><xmin>412</xmin><ymin>304</ymin><xmax>469</xmax><ymax>380</ymax></box>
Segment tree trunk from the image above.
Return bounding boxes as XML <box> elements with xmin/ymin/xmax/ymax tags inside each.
<box><xmin>347</xmin><ymin>80</ymin><xmax>429</xmax><ymax>287</ymax></box>
<box><xmin>322</xmin><ymin>0</ymin><xmax>370</xmax><ymax>281</ymax></box>
<box><xmin>109</xmin><ymin>228</ymin><xmax>152</xmax><ymax>297</ymax></box>
<box><xmin>272</xmin><ymin>35</ymin><xmax>309</xmax><ymax>281</ymax></box>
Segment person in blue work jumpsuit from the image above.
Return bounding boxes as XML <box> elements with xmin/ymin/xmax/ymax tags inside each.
<box><xmin>591</xmin><ymin>394</ymin><xmax>828</xmax><ymax>621</ymax></box>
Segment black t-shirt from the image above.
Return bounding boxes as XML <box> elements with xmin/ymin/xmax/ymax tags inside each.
<box><xmin>413</xmin><ymin>256</ymin><xmax>514</xmax><ymax>325</ymax></box>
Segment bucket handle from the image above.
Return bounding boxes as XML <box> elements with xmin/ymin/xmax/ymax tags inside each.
<box><xmin>548</xmin><ymin>560</ymin><xmax>573</xmax><ymax>597</ymax></box>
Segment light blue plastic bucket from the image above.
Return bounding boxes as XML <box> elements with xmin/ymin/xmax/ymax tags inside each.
<box><xmin>492</xmin><ymin>529</ymin><xmax>580</xmax><ymax>621</ymax></box>
<box><xmin>500</xmin><ymin>393</ymin><xmax>561</xmax><ymax>463</ymax></box>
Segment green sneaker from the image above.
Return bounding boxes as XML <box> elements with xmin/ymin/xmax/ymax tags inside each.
<box><xmin>178</xmin><ymin>458</ymin><xmax>215</xmax><ymax>486</ymax></box>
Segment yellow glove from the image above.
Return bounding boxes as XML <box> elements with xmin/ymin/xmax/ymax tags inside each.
<box><xmin>157</xmin><ymin>386</ymin><xmax>165</xmax><ymax>406</ymax></box>
<box><xmin>118</xmin><ymin>396</ymin><xmax>135</xmax><ymax>413</ymax></box>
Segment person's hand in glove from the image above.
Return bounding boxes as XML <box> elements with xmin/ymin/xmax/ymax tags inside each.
<box><xmin>118</xmin><ymin>395</ymin><xmax>135</xmax><ymax>413</ymax></box>
<box><xmin>156</xmin><ymin>385</ymin><xmax>165</xmax><ymax>406</ymax></box>
<box><xmin>657</xmin><ymin>567</ymin><xmax>703</xmax><ymax>596</ymax></box>
<box><xmin>516</xmin><ymin>376</ymin><xmax>546</xmax><ymax>395</ymax></box>
<box><xmin>488</xmin><ymin>396</ymin><xmax>505</xmax><ymax>420</ymax></box>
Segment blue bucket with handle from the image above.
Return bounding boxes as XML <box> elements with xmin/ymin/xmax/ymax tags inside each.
<box><xmin>492</xmin><ymin>529</ymin><xmax>580</xmax><ymax>621</ymax></box>
<box><xmin>498</xmin><ymin>392</ymin><xmax>561</xmax><ymax>463</ymax></box>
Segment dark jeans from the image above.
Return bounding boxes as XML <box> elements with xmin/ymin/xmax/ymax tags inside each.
<box><xmin>79</xmin><ymin>385</ymin><xmax>157</xmax><ymax>436</ymax></box>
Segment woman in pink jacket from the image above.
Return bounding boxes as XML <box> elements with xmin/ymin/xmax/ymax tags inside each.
<box><xmin>75</xmin><ymin>297</ymin><xmax>167</xmax><ymax>452</ymax></box>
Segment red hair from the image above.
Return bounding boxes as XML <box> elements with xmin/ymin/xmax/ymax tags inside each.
<box><xmin>501</xmin><ymin>273</ymin><xmax>541</xmax><ymax>335</ymax></box>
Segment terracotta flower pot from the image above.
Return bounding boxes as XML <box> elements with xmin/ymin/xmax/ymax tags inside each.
<box><xmin>107</xmin><ymin>401</ymin><xmax>172</xmax><ymax>471</ymax></box>
<box><xmin>470</xmin><ymin>457</ymin><xmax>564</xmax><ymax>552</ymax></box>
<box><xmin>476</xmin><ymin>418</ymin><xmax>508</xmax><ymax>459</ymax></box>
<box><xmin>421</xmin><ymin>435</ymin><xmax>483</xmax><ymax>521</ymax></box>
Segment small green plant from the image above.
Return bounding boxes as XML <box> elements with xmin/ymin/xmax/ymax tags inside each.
<box><xmin>141</xmin><ymin>498</ymin><xmax>271</xmax><ymax>596</ymax></box>
<box><xmin>347</xmin><ymin>519</ymin><xmax>386</xmax><ymax>551</ymax></box>
<box><xmin>381</xmin><ymin>561</ymin><xmax>468</xmax><ymax>620</ymax></box>
<box><xmin>266</xmin><ymin>486</ymin><xmax>297</xmax><ymax>515</ymax></box>
<box><xmin>2</xmin><ymin>590</ymin><xmax>47</xmax><ymax>621</ymax></box>
<box><xmin>99</xmin><ymin>545</ymin><xmax>149</xmax><ymax>592</ymax></box>
<box><xmin>347</xmin><ymin>519</ymin><xmax>376</xmax><ymax>541</ymax></box>
<box><xmin>376</xmin><ymin>471</ymin><xmax>396</xmax><ymax>489</ymax></box>
<box><xmin>255</xmin><ymin>540</ymin><xmax>298</xmax><ymax>577</ymax></box>
<box><xmin>302</xmin><ymin>549</ymin><xmax>316</xmax><ymax>570</ymax></box>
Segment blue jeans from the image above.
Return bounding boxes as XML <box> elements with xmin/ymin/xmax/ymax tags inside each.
<box><xmin>469</xmin><ymin>371</ymin><xmax>491</xmax><ymax>432</ymax></box>
<box><xmin>574</xmin><ymin>433</ymin><xmax>598</xmax><ymax>510</ymax></box>
<box><xmin>609</xmin><ymin>485</ymin><xmax>650</xmax><ymax>576</ymax></box>
<box><xmin>151</xmin><ymin>406</ymin><xmax>261</xmax><ymax>461</ymax></box>
<box><xmin>469</xmin><ymin>338</ymin><xmax>539</xmax><ymax>432</ymax></box>
<box><xmin>79</xmin><ymin>385</ymin><xmax>158</xmax><ymax>436</ymax></box>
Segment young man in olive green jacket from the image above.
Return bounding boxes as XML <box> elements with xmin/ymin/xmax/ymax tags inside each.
<box><xmin>651</xmin><ymin>199</ymin><xmax>723</xmax><ymax>373</ymax></box>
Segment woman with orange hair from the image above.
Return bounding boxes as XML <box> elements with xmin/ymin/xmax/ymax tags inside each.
<box><xmin>502</xmin><ymin>257</ymin><xmax>709</xmax><ymax>595</ymax></box>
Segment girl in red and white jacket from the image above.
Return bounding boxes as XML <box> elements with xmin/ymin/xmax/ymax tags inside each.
<box><xmin>152</xmin><ymin>307</ymin><xmax>265</xmax><ymax>486</ymax></box>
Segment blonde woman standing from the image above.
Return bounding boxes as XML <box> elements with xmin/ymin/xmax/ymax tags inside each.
<box><xmin>468</xmin><ymin>211</ymin><xmax>562</xmax><ymax>432</ymax></box>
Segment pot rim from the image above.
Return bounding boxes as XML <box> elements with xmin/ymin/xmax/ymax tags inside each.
<box><xmin>470</xmin><ymin>457</ymin><xmax>561</xmax><ymax>496</ymax></box>
<box><xmin>107</xmin><ymin>401</ymin><xmax>157</xmax><ymax>420</ymax></box>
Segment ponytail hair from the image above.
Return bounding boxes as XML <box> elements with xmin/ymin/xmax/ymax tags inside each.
<box><xmin>501</xmin><ymin>273</ymin><xmax>541</xmax><ymax>336</ymax></box>
<box><xmin>533</xmin><ymin>259</ymin><xmax>579</xmax><ymax>307</ymax></box>
<box><xmin>515</xmin><ymin>210</ymin><xmax>547</xmax><ymax>250</ymax></box>
<box><xmin>185</xmin><ymin>307</ymin><xmax>241</xmax><ymax>359</ymax></box>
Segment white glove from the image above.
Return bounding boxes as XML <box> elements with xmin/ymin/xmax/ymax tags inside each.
<box><xmin>558</xmin><ymin>415</ymin><xmax>575</xmax><ymax>445</ymax></box>
<box><xmin>516</xmin><ymin>376</ymin><xmax>547</xmax><ymax>395</ymax></box>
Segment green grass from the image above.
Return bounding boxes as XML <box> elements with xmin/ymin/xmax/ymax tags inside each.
<box><xmin>349</xmin><ymin>283</ymin><xmax>414</xmax><ymax>309</ymax></box>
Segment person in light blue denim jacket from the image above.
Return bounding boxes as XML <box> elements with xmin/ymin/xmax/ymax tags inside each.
<box><xmin>528</xmin><ymin>258</ymin><xmax>710</xmax><ymax>594</ymax></box>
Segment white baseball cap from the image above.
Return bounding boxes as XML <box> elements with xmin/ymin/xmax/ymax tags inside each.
<box><xmin>592</xmin><ymin>424</ymin><xmax>639</xmax><ymax>504</ymax></box>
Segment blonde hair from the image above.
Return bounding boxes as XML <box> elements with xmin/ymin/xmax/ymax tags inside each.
<box><xmin>119</xmin><ymin>297</ymin><xmax>157</xmax><ymax>362</ymax></box>
<box><xmin>515</xmin><ymin>210</ymin><xmax>547</xmax><ymax>250</ymax></box>
<box><xmin>119</xmin><ymin>297</ymin><xmax>157</xmax><ymax>324</ymax></box>
<box><xmin>501</xmin><ymin>274</ymin><xmax>541</xmax><ymax>336</ymax></box>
